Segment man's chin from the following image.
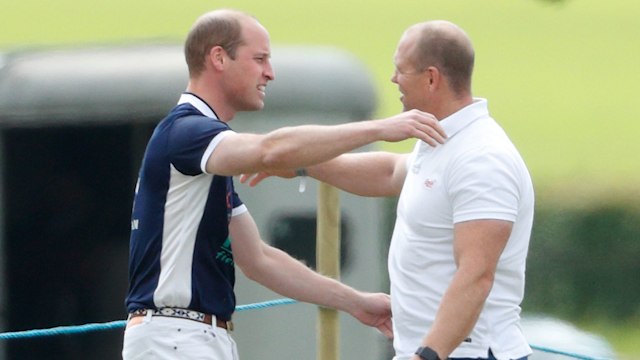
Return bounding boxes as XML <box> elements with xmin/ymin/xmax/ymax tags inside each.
<box><xmin>242</xmin><ymin>102</ymin><xmax>265</xmax><ymax>112</ymax></box>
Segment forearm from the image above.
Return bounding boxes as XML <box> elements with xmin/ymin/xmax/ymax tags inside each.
<box><xmin>306</xmin><ymin>152</ymin><xmax>407</xmax><ymax>197</ymax></box>
<box><xmin>259</xmin><ymin>107</ymin><xmax>446</xmax><ymax>170</ymax></box>
<box><xmin>419</xmin><ymin>220</ymin><xmax>511</xmax><ymax>358</ymax></box>
<box><xmin>259</xmin><ymin>122</ymin><xmax>384</xmax><ymax>170</ymax></box>
<box><xmin>244</xmin><ymin>243</ymin><xmax>361</xmax><ymax>313</ymax></box>
<box><xmin>420</xmin><ymin>271</ymin><xmax>493</xmax><ymax>359</ymax></box>
<box><xmin>229</xmin><ymin>197</ymin><xmax>392</xmax><ymax>336</ymax></box>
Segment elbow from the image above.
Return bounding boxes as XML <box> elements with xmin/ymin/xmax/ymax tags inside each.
<box><xmin>257</xmin><ymin>138</ymin><xmax>296</xmax><ymax>170</ymax></box>
<box><xmin>261</xmin><ymin>151</ymin><xmax>289</xmax><ymax>170</ymax></box>
<box><xmin>234</xmin><ymin>249</ymin><xmax>261</xmax><ymax>282</ymax></box>
<box><xmin>459</xmin><ymin>263</ymin><xmax>496</xmax><ymax>300</ymax></box>
<box><xmin>259</xmin><ymin>126</ymin><xmax>294</xmax><ymax>170</ymax></box>
<box><xmin>238</xmin><ymin>261</ymin><xmax>261</xmax><ymax>282</ymax></box>
<box><xmin>476</xmin><ymin>271</ymin><xmax>496</xmax><ymax>299</ymax></box>
<box><xmin>236</xmin><ymin>248</ymin><xmax>272</xmax><ymax>284</ymax></box>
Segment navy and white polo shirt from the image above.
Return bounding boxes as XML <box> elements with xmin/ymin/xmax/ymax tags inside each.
<box><xmin>126</xmin><ymin>93</ymin><xmax>247</xmax><ymax>321</ymax></box>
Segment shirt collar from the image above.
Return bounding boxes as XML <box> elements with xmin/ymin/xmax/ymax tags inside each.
<box><xmin>439</xmin><ymin>97</ymin><xmax>489</xmax><ymax>139</ymax></box>
<box><xmin>178</xmin><ymin>92</ymin><xmax>219</xmax><ymax>119</ymax></box>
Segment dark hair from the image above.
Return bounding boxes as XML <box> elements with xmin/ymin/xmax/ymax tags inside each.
<box><xmin>184</xmin><ymin>10</ymin><xmax>247</xmax><ymax>77</ymax></box>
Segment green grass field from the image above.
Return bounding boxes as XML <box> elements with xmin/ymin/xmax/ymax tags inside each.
<box><xmin>2</xmin><ymin>0</ymin><xmax>639</xmax><ymax>357</ymax></box>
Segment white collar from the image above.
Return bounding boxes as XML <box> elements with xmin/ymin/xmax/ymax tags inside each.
<box><xmin>439</xmin><ymin>98</ymin><xmax>489</xmax><ymax>140</ymax></box>
<box><xmin>177</xmin><ymin>93</ymin><xmax>218</xmax><ymax>119</ymax></box>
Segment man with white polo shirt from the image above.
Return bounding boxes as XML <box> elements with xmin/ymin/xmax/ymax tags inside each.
<box><xmin>243</xmin><ymin>20</ymin><xmax>534</xmax><ymax>360</ymax></box>
<box><xmin>122</xmin><ymin>9</ymin><xmax>448</xmax><ymax>360</ymax></box>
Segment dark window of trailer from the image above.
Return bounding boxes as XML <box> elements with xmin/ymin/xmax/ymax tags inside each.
<box><xmin>268</xmin><ymin>211</ymin><xmax>352</xmax><ymax>272</ymax></box>
<box><xmin>3</xmin><ymin>124</ymin><xmax>150</xmax><ymax>360</ymax></box>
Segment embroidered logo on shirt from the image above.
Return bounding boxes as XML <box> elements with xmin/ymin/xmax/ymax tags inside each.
<box><xmin>424</xmin><ymin>178</ymin><xmax>437</xmax><ymax>189</ymax></box>
<box><xmin>216</xmin><ymin>238</ymin><xmax>234</xmax><ymax>266</ymax></box>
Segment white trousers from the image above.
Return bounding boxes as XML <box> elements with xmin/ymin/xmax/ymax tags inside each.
<box><xmin>122</xmin><ymin>313</ymin><xmax>239</xmax><ymax>360</ymax></box>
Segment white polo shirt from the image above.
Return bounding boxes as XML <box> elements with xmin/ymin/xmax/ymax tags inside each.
<box><xmin>388</xmin><ymin>99</ymin><xmax>534</xmax><ymax>359</ymax></box>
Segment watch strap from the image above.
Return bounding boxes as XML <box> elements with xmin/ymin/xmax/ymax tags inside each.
<box><xmin>415</xmin><ymin>346</ymin><xmax>441</xmax><ymax>360</ymax></box>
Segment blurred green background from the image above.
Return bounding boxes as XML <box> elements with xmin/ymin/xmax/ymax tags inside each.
<box><xmin>3</xmin><ymin>0</ymin><xmax>639</xmax><ymax>196</ymax></box>
<box><xmin>2</xmin><ymin>0</ymin><xmax>639</xmax><ymax>358</ymax></box>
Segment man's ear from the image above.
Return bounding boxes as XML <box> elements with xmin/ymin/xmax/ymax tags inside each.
<box><xmin>208</xmin><ymin>46</ymin><xmax>226</xmax><ymax>71</ymax></box>
<box><xmin>426</xmin><ymin>66</ymin><xmax>440</xmax><ymax>91</ymax></box>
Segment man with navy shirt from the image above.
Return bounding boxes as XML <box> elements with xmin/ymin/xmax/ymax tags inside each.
<box><xmin>122</xmin><ymin>9</ymin><xmax>447</xmax><ymax>360</ymax></box>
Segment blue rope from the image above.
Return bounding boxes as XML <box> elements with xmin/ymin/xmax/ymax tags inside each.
<box><xmin>529</xmin><ymin>344</ymin><xmax>612</xmax><ymax>360</ymax></box>
<box><xmin>0</xmin><ymin>320</ymin><xmax>127</xmax><ymax>340</ymax></box>
<box><xmin>0</xmin><ymin>298</ymin><xmax>614</xmax><ymax>360</ymax></box>
<box><xmin>0</xmin><ymin>298</ymin><xmax>298</xmax><ymax>340</ymax></box>
<box><xmin>236</xmin><ymin>297</ymin><xmax>297</xmax><ymax>311</ymax></box>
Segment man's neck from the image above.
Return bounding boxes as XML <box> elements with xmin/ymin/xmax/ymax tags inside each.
<box><xmin>186</xmin><ymin>80</ymin><xmax>235</xmax><ymax>122</ymax></box>
<box><xmin>434</xmin><ymin>94</ymin><xmax>473</xmax><ymax>120</ymax></box>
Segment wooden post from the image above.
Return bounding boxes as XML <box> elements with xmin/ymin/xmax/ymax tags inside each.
<box><xmin>316</xmin><ymin>182</ymin><xmax>340</xmax><ymax>360</ymax></box>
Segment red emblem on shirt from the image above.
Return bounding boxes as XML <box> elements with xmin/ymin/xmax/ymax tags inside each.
<box><xmin>424</xmin><ymin>179</ymin><xmax>436</xmax><ymax>189</ymax></box>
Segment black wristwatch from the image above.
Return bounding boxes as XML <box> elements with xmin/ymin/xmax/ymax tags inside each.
<box><xmin>415</xmin><ymin>346</ymin><xmax>441</xmax><ymax>360</ymax></box>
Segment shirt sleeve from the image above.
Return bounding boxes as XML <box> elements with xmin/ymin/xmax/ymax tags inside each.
<box><xmin>167</xmin><ymin>115</ymin><xmax>231</xmax><ymax>176</ymax></box>
<box><xmin>448</xmin><ymin>145</ymin><xmax>521</xmax><ymax>224</ymax></box>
